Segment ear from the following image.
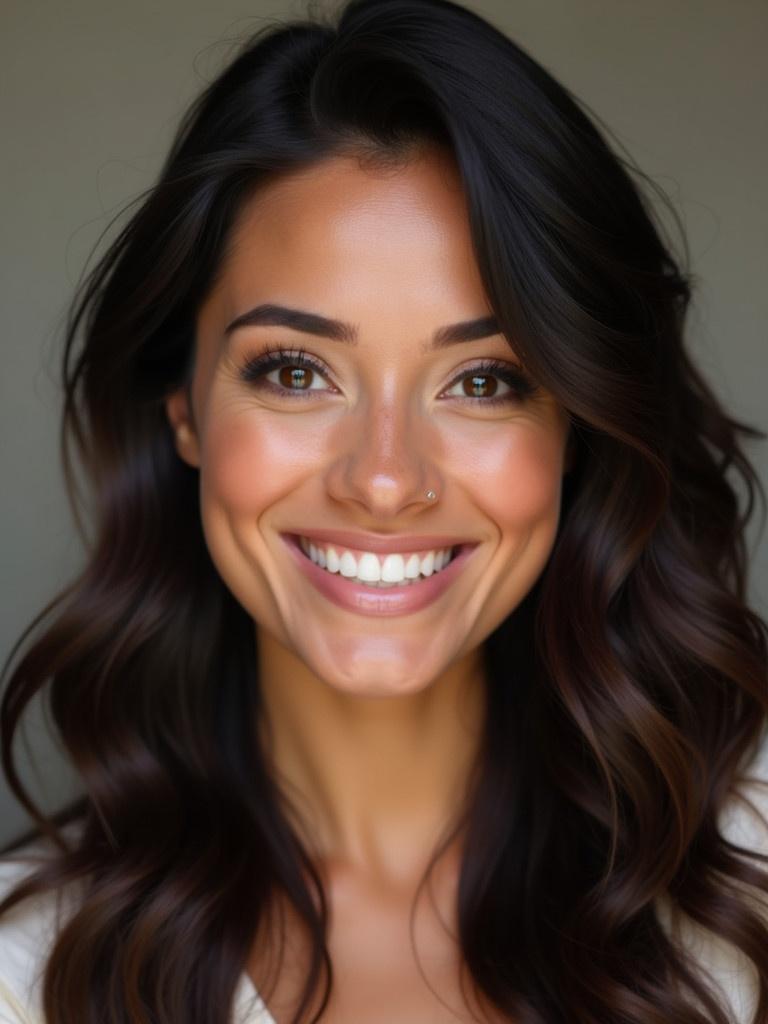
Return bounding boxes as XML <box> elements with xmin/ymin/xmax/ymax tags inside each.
<box><xmin>164</xmin><ymin>386</ymin><xmax>201</xmax><ymax>468</ymax></box>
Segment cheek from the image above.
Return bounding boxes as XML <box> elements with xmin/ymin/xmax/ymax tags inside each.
<box><xmin>199</xmin><ymin>408</ymin><xmax>302</xmax><ymax>515</ymax></box>
<box><xmin>459</xmin><ymin>425</ymin><xmax>564</xmax><ymax>528</ymax></box>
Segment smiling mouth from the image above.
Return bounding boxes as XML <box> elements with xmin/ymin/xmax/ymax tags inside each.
<box><xmin>280</xmin><ymin>532</ymin><xmax>481</xmax><ymax>617</ymax></box>
<box><xmin>292</xmin><ymin>536</ymin><xmax>462</xmax><ymax>593</ymax></box>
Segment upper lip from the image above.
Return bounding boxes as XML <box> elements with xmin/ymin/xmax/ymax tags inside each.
<box><xmin>285</xmin><ymin>529</ymin><xmax>477</xmax><ymax>554</ymax></box>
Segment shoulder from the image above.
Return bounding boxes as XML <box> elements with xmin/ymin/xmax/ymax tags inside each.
<box><xmin>656</xmin><ymin>730</ymin><xmax>768</xmax><ymax>1024</ymax></box>
<box><xmin>0</xmin><ymin>824</ymin><xmax>269</xmax><ymax>1024</ymax></box>
<box><xmin>0</xmin><ymin>824</ymin><xmax>84</xmax><ymax>1024</ymax></box>
<box><xmin>720</xmin><ymin>730</ymin><xmax>768</xmax><ymax>853</ymax></box>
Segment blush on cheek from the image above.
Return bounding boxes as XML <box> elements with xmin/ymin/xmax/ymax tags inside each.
<box><xmin>201</xmin><ymin>413</ymin><xmax>297</xmax><ymax>515</ymax></box>
<box><xmin>499</xmin><ymin>459</ymin><xmax>562</xmax><ymax>523</ymax></box>
<box><xmin>468</xmin><ymin>431</ymin><xmax>565</xmax><ymax>527</ymax></box>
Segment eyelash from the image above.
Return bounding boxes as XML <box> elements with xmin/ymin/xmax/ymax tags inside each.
<box><xmin>237</xmin><ymin>343</ymin><xmax>539</xmax><ymax>407</ymax></box>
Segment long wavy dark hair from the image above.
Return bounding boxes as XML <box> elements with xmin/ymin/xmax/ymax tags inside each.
<box><xmin>2</xmin><ymin>0</ymin><xmax>767</xmax><ymax>1021</ymax></box>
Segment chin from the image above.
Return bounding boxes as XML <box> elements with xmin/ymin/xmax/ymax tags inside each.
<box><xmin>321</xmin><ymin>669</ymin><xmax>436</xmax><ymax>700</ymax></box>
<box><xmin>287</xmin><ymin>620</ymin><xmax>467</xmax><ymax>702</ymax></box>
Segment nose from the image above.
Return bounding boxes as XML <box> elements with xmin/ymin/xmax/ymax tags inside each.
<box><xmin>324</xmin><ymin>395</ymin><xmax>443</xmax><ymax>520</ymax></box>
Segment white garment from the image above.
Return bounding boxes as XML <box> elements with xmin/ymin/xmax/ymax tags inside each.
<box><xmin>0</xmin><ymin>822</ymin><xmax>275</xmax><ymax>1024</ymax></box>
<box><xmin>1</xmin><ymin>736</ymin><xmax>767</xmax><ymax>1023</ymax></box>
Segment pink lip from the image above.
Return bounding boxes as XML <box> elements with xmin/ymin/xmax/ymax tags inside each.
<box><xmin>280</xmin><ymin>534</ymin><xmax>480</xmax><ymax>617</ymax></box>
<box><xmin>283</xmin><ymin>528</ymin><xmax>474</xmax><ymax>555</ymax></box>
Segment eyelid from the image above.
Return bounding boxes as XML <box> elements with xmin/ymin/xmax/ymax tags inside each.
<box><xmin>445</xmin><ymin>357</ymin><xmax>529</xmax><ymax>384</ymax></box>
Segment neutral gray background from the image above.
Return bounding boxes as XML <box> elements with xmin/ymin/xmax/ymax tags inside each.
<box><xmin>1</xmin><ymin>0</ymin><xmax>766</xmax><ymax>846</ymax></box>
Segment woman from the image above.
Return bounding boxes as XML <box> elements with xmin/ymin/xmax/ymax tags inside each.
<box><xmin>1</xmin><ymin>0</ymin><xmax>767</xmax><ymax>1021</ymax></box>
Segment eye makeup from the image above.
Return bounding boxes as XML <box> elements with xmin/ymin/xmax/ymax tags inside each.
<box><xmin>236</xmin><ymin>342</ymin><xmax>540</xmax><ymax>408</ymax></box>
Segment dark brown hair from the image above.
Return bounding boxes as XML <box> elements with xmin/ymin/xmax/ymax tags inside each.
<box><xmin>2</xmin><ymin>0</ymin><xmax>768</xmax><ymax>1021</ymax></box>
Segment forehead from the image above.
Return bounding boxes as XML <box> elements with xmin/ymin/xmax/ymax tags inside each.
<box><xmin>209</xmin><ymin>150</ymin><xmax>493</xmax><ymax>325</ymax></box>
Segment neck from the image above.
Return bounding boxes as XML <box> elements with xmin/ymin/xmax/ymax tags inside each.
<box><xmin>255</xmin><ymin>627</ymin><xmax>486</xmax><ymax>884</ymax></box>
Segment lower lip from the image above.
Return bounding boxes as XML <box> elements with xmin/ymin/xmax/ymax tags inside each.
<box><xmin>280</xmin><ymin>534</ymin><xmax>480</xmax><ymax>617</ymax></box>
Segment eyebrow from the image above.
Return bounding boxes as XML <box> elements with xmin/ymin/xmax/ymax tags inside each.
<box><xmin>223</xmin><ymin>303</ymin><xmax>502</xmax><ymax>351</ymax></box>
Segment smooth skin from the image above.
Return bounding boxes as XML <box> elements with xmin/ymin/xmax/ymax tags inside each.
<box><xmin>165</xmin><ymin>144</ymin><xmax>573</xmax><ymax>1022</ymax></box>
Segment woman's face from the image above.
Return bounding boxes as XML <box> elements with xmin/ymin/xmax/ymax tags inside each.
<box><xmin>166</xmin><ymin>147</ymin><xmax>572</xmax><ymax>698</ymax></box>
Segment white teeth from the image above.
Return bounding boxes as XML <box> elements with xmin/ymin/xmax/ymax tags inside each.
<box><xmin>403</xmin><ymin>553</ymin><xmax>421</xmax><ymax>578</ymax></box>
<box><xmin>356</xmin><ymin>552</ymin><xmax>383</xmax><ymax>581</ymax></box>
<box><xmin>382</xmin><ymin>557</ymin><xmax>405</xmax><ymax>581</ymax></box>
<box><xmin>298</xmin><ymin>536</ymin><xmax>457</xmax><ymax>586</ymax></box>
<box><xmin>339</xmin><ymin>551</ymin><xmax>359</xmax><ymax>578</ymax></box>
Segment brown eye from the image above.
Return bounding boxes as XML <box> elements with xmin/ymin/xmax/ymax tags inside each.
<box><xmin>276</xmin><ymin>365</ymin><xmax>315</xmax><ymax>390</ymax></box>
<box><xmin>238</xmin><ymin>346</ymin><xmax>333</xmax><ymax>398</ymax></box>
<box><xmin>445</xmin><ymin>360</ymin><xmax>539</xmax><ymax>406</ymax></box>
<box><xmin>461</xmin><ymin>372</ymin><xmax>500</xmax><ymax>399</ymax></box>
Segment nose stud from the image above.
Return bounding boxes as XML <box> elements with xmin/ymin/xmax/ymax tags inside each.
<box><xmin>426</xmin><ymin>490</ymin><xmax>437</xmax><ymax>500</ymax></box>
